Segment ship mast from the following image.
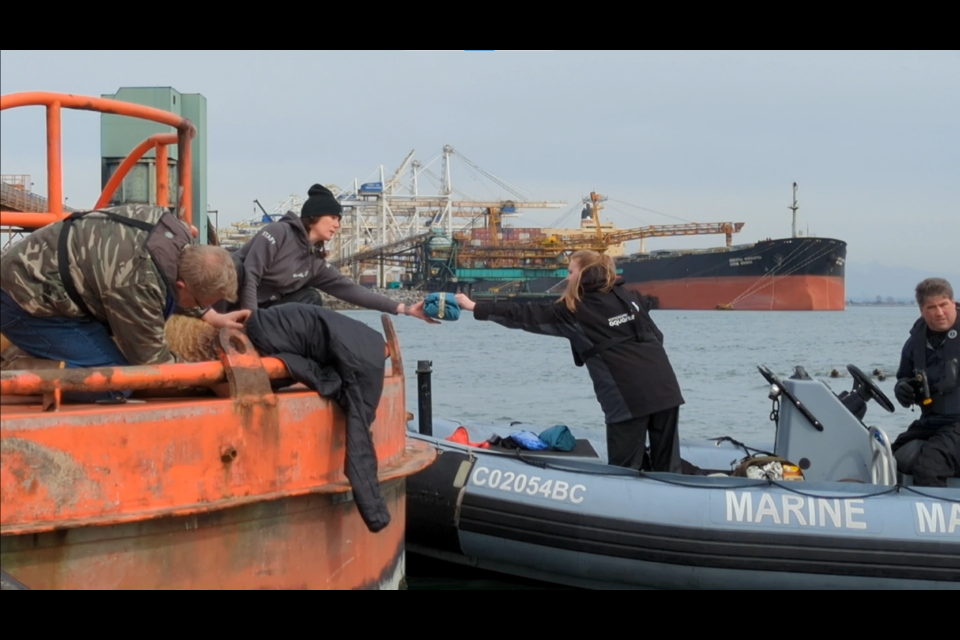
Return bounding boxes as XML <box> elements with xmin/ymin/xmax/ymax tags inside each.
<box><xmin>789</xmin><ymin>182</ymin><xmax>799</xmax><ymax>238</ymax></box>
<box><xmin>590</xmin><ymin>191</ymin><xmax>605</xmax><ymax>244</ymax></box>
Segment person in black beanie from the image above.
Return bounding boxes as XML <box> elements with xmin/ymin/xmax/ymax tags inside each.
<box><xmin>216</xmin><ymin>184</ymin><xmax>436</xmax><ymax>322</ymax></box>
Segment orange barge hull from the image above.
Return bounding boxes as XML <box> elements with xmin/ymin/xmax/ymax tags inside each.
<box><xmin>626</xmin><ymin>274</ymin><xmax>846</xmax><ymax>311</ymax></box>
<box><xmin>1</xmin><ymin>479</ymin><xmax>412</xmax><ymax>590</ymax></box>
<box><xmin>1</xmin><ymin>322</ymin><xmax>435</xmax><ymax>590</ymax></box>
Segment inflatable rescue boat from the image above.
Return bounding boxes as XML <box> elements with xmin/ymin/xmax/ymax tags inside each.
<box><xmin>406</xmin><ymin>364</ymin><xmax>960</xmax><ymax>589</ymax></box>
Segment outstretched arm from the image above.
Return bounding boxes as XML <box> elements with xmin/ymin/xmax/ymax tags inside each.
<box><xmin>456</xmin><ymin>293</ymin><xmax>569</xmax><ymax>337</ymax></box>
<box><xmin>312</xmin><ymin>262</ymin><xmax>438</xmax><ymax>323</ymax></box>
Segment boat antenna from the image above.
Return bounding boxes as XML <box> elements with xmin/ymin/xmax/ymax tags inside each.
<box><xmin>788</xmin><ymin>182</ymin><xmax>799</xmax><ymax>239</ymax></box>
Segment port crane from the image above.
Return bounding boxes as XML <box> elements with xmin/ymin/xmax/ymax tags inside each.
<box><xmin>444</xmin><ymin>192</ymin><xmax>745</xmax><ymax>271</ymax></box>
<box><xmin>562</xmin><ymin>191</ymin><xmax>744</xmax><ymax>251</ymax></box>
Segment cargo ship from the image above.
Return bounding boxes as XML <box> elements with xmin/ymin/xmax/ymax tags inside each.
<box><xmin>616</xmin><ymin>234</ymin><xmax>846</xmax><ymax>310</ymax></box>
<box><xmin>430</xmin><ymin>187</ymin><xmax>846</xmax><ymax>311</ymax></box>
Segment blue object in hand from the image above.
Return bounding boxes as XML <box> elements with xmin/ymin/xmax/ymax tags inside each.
<box><xmin>423</xmin><ymin>292</ymin><xmax>461</xmax><ymax>321</ymax></box>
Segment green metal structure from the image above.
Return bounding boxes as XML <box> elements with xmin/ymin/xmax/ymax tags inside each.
<box><xmin>100</xmin><ymin>87</ymin><xmax>208</xmax><ymax>243</ymax></box>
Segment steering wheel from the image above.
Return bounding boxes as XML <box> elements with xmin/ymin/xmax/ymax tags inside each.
<box><xmin>846</xmin><ymin>364</ymin><xmax>895</xmax><ymax>413</ymax></box>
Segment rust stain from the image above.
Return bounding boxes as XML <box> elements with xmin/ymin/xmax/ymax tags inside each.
<box><xmin>0</xmin><ymin>209</ymin><xmax>432</xmax><ymax>585</ymax></box>
<box><xmin>0</xmin><ymin>438</ymin><xmax>104</xmax><ymax>514</ymax></box>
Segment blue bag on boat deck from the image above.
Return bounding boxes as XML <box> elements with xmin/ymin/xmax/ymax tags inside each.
<box><xmin>507</xmin><ymin>430</ymin><xmax>549</xmax><ymax>451</ymax></box>
<box><xmin>423</xmin><ymin>292</ymin><xmax>461</xmax><ymax>321</ymax></box>
<box><xmin>538</xmin><ymin>425</ymin><xmax>576</xmax><ymax>452</ymax></box>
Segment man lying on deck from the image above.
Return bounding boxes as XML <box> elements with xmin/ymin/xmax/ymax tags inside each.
<box><xmin>164</xmin><ymin>303</ymin><xmax>425</xmax><ymax>533</ymax></box>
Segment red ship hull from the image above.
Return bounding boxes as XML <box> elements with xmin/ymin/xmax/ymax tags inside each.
<box><xmin>624</xmin><ymin>274</ymin><xmax>846</xmax><ymax>311</ymax></box>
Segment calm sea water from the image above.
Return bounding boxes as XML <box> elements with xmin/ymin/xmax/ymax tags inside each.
<box><xmin>345</xmin><ymin>305</ymin><xmax>919</xmax><ymax>442</ymax></box>
<box><xmin>343</xmin><ymin>305</ymin><xmax>924</xmax><ymax>589</ymax></box>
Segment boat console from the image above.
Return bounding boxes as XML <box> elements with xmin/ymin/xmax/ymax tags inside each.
<box><xmin>761</xmin><ymin>364</ymin><xmax>898</xmax><ymax>484</ymax></box>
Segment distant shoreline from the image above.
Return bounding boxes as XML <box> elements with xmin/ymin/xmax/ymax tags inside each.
<box><xmin>846</xmin><ymin>301</ymin><xmax>914</xmax><ymax>307</ymax></box>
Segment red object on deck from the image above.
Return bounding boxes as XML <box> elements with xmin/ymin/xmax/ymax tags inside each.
<box><xmin>446</xmin><ymin>426</ymin><xmax>490</xmax><ymax>448</ymax></box>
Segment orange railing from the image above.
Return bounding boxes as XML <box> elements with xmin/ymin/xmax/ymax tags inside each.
<box><xmin>0</xmin><ymin>358</ymin><xmax>289</xmax><ymax>396</ymax></box>
<box><xmin>1</xmin><ymin>325</ymin><xmax>401</xmax><ymax>411</ymax></box>
<box><xmin>0</xmin><ymin>344</ymin><xmax>397</xmax><ymax>396</ymax></box>
<box><xmin>0</xmin><ymin>92</ymin><xmax>196</xmax><ymax>230</ymax></box>
<box><xmin>0</xmin><ymin>92</ymin><xmax>410</xmax><ymax>406</ymax></box>
<box><xmin>96</xmin><ymin>133</ymin><xmax>178</xmax><ymax>209</ymax></box>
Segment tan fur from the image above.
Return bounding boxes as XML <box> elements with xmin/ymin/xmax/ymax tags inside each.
<box><xmin>3</xmin><ymin>320</ymin><xmax>222</xmax><ymax>369</ymax></box>
<box><xmin>164</xmin><ymin>314</ymin><xmax>220</xmax><ymax>362</ymax></box>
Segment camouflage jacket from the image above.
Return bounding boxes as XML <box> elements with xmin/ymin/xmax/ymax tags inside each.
<box><xmin>0</xmin><ymin>204</ymin><xmax>194</xmax><ymax>365</ymax></box>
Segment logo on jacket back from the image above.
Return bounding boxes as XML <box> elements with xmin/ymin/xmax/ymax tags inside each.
<box><xmin>609</xmin><ymin>313</ymin><xmax>636</xmax><ymax>327</ymax></box>
<box><xmin>608</xmin><ymin>300</ymin><xmax>641</xmax><ymax>327</ymax></box>
<box><xmin>260</xmin><ymin>231</ymin><xmax>276</xmax><ymax>245</ymax></box>
<box><xmin>292</xmin><ymin>271</ymin><xmax>309</xmax><ymax>279</ymax></box>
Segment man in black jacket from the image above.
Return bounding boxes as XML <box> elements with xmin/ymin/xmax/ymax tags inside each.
<box><xmin>892</xmin><ymin>278</ymin><xmax>959</xmax><ymax>487</ymax></box>
<box><xmin>244</xmin><ymin>303</ymin><xmax>393</xmax><ymax>532</ymax></box>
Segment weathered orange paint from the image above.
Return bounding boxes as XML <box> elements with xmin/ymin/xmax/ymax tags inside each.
<box><xmin>0</xmin><ymin>346</ymin><xmax>392</xmax><ymax>397</ymax></box>
<box><xmin>46</xmin><ymin>101</ymin><xmax>62</xmax><ymax>216</ymax></box>
<box><xmin>0</xmin><ymin>383</ymin><xmax>425</xmax><ymax>530</ymax></box>
<box><xmin>177</xmin><ymin>127</ymin><xmax>193</xmax><ymax>227</ymax></box>
<box><xmin>1</xmin><ymin>479</ymin><xmax>414</xmax><ymax>590</ymax></box>
<box><xmin>1</xmin><ymin>322</ymin><xmax>435</xmax><ymax>589</ymax></box>
<box><xmin>156</xmin><ymin>144</ymin><xmax>169</xmax><ymax>207</ymax></box>
<box><xmin>0</xmin><ymin>92</ymin><xmax>197</xmax><ymax>228</ymax></box>
<box><xmin>1</xmin><ymin>358</ymin><xmax>286</xmax><ymax>395</ymax></box>
<box><xmin>0</xmin><ymin>91</ymin><xmax>436</xmax><ymax>588</ymax></box>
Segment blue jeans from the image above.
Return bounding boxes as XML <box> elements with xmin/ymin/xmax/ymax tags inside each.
<box><xmin>1</xmin><ymin>289</ymin><xmax>131</xmax><ymax>401</ymax></box>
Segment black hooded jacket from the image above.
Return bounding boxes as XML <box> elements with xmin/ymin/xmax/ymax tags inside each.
<box><xmin>245</xmin><ymin>303</ymin><xmax>391</xmax><ymax>533</ymax></box>
<box><xmin>896</xmin><ymin>303</ymin><xmax>960</xmax><ymax>425</ymax></box>
<box><xmin>473</xmin><ymin>273</ymin><xmax>684</xmax><ymax>424</ymax></box>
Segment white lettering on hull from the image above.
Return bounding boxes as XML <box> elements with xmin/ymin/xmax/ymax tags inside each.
<box><xmin>471</xmin><ymin>466</ymin><xmax>587</xmax><ymax>505</ymax></box>
<box><xmin>916</xmin><ymin>503</ymin><xmax>960</xmax><ymax>534</ymax></box>
<box><xmin>724</xmin><ymin>492</ymin><xmax>866</xmax><ymax>530</ymax></box>
<box><xmin>724</xmin><ymin>492</ymin><xmax>958</xmax><ymax>536</ymax></box>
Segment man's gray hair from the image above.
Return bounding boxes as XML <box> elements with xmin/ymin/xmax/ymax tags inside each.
<box><xmin>915</xmin><ymin>277</ymin><xmax>954</xmax><ymax>307</ymax></box>
<box><xmin>178</xmin><ymin>244</ymin><xmax>238</xmax><ymax>303</ymax></box>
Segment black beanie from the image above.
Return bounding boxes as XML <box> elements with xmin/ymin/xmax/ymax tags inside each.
<box><xmin>300</xmin><ymin>184</ymin><xmax>342</xmax><ymax>219</ymax></box>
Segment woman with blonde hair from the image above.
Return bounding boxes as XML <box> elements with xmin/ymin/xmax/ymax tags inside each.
<box><xmin>455</xmin><ymin>250</ymin><xmax>684</xmax><ymax>472</ymax></box>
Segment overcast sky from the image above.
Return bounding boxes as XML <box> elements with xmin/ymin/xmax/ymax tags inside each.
<box><xmin>1</xmin><ymin>50</ymin><xmax>957</xmax><ymax>273</ymax></box>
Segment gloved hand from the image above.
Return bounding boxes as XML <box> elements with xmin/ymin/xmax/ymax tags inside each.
<box><xmin>894</xmin><ymin>378</ymin><xmax>916</xmax><ymax>408</ymax></box>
